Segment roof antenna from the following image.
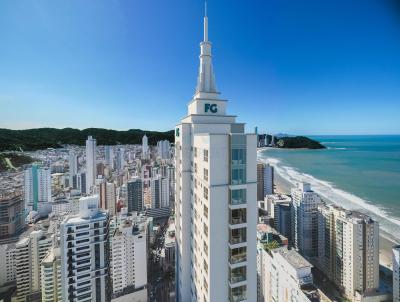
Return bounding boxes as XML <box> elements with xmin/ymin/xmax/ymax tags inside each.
<box><xmin>204</xmin><ymin>0</ymin><xmax>208</xmax><ymax>42</ymax></box>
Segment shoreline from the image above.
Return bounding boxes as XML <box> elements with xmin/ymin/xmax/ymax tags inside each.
<box><xmin>272</xmin><ymin>164</ymin><xmax>396</xmax><ymax>270</ymax></box>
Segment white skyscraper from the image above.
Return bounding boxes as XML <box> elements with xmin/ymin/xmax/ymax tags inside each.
<box><xmin>111</xmin><ymin>220</ymin><xmax>147</xmax><ymax>296</ymax></box>
<box><xmin>151</xmin><ymin>175</ymin><xmax>170</xmax><ymax>209</ymax></box>
<box><xmin>142</xmin><ymin>134</ymin><xmax>149</xmax><ymax>159</ymax></box>
<box><xmin>60</xmin><ymin>195</ymin><xmax>111</xmax><ymax>302</ymax></box>
<box><xmin>14</xmin><ymin>230</ymin><xmax>53</xmax><ymax>302</ymax></box>
<box><xmin>157</xmin><ymin>140</ymin><xmax>170</xmax><ymax>159</ymax></box>
<box><xmin>175</xmin><ymin>6</ymin><xmax>257</xmax><ymax>302</ymax></box>
<box><xmin>104</xmin><ymin>146</ymin><xmax>115</xmax><ymax>170</ymax></box>
<box><xmin>68</xmin><ymin>151</ymin><xmax>78</xmax><ymax>188</ymax></box>
<box><xmin>115</xmin><ymin>148</ymin><xmax>125</xmax><ymax>171</ymax></box>
<box><xmin>291</xmin><ymin>182</ymin><xmax>321</xmax><ymax>259</ymax></box>
<box><xmin>85</xmin><ymin>136</ymin><xmax>97</xmax><ymax>194</ymax></box>
<box><xmin>24</xmin><ymin>165</ymin><xmax>52</xmax><ymax>212</ymax></box>
<box><xmin>318</xmin><ymin>204</ymin><xmax>380</xmax><ymax>301</ymax></box>
<box><xmin>41</xmin><ymin>247</ymin><xmax>62</xmax><ymax>302</ymax></box>
<box><xmin>258</xmin><ymin>246</ymin><xmax>320</xmax><ymax>302</ymax></box>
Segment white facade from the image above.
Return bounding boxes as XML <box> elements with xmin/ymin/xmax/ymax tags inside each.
<box><xmin>105</xmin><ymin>146</ymin><xmax>115</xmax><ymax>170</ymax></box>
<box><xmin>14</xmin><ymin>230</ymin><xmax>53</xmax><ymax>302</ymax></box>
<box><xmin>116</xmin><ymin>148</ymin><xmax>125</xmax><ymax>171</ymax></box>
<box><xmin>41</xmin><ymin>247</ymin><xmax>62</xmax><ymax>302</ymax></box>
<box><xmin>111</xmin><ymin>220</ymin><xmax>147</xmax><ymax>296</ymax></box>
<box><xmin>291</xmin><ymin>182</ymin><xmax>321</xmax><ymax>258</ymax></box>
<box><xmin>24</xmin><ymin>165</ymin><xmax>52</xmax><ymax>211</ymax></box>
<box><xmin>69</xmin><ymin>151</ymin><xmax>78</xmax><ymax>187</ymax></box>
<box><xmin>151</xmin><ymin>175</ymin><xmax>170</xmax><ymax>209</ymax></box>
<box><xmin>0</xmin><ymin>243</ymin><xmax>16</xmax><ymax>286</ymax></box>
<box><xmin>175</xmin><ymin>9</ymin><xmax>257</xmax><ymax>302</ymax></box>
<box><xmin>317</xmin><ymin>204</ymin><xmax>379</xmax><ymax>301</ymax></box>
<box><xmin>257</xmin><ymin>246</ymin><xmax>319</xmax><ymax>302</ymax></box>
<box><xmin>157</xmin><ymin>140</ymin><xmax>170</xmax><ymax>159</ymax></box>
<box><xmin>86</xmin><ymin>136</ymin><xmax>97</xmax><ymax>194</ymax></box>
<box><xmin>142</xmin><ymin>135</ymin><xmax>149</xmax><ymax>159</ymax></box>
<box><xmin>60</xmin><ymin>195</ymin><xmax>111</xmax><ymax>302</ymax></box>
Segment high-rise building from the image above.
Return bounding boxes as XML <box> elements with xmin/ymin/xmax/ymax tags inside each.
<box><xmin>151</xmin><ymin>175</ymin><xmax>170</xmax><ymax>209</ymax></box>
<box><xmin>24</xmin><ymin>164</ymin><xmax>51</xmax><ymax>212</ymax></box>
<box><xmin>142</xmin><ymin>135</ymin><xmax>149</xmax><ymax>160</ymax></box>
<box><xmin>318</xmin><ymin>204</ymin><xmax>379</xmax><ymax>300</ymax></box>
<box><xmin>100</xmin><ymin>182</ymin><xmax>117</xmax><ymax>215</ymax></box>
<box><xmin>157</xmin><ymin>140</ymin><xmax>170</xmax><ymax>159</ymax></box>
<box><xmin>85</xmin><ymin>136</ymin><xmax>97</xmax><ymax>194</ymax></box>
<box><xmin>0</xmin><ymin>191</ymin><xmax>25</xmax><ymax>242</ymax></box>
<box><xmin>257</xmin><ymin>246</ymin><xmax>320</xmax><ymax>302</ymax></box>
<box><xmin>257</xmin><ymin>163</ymin><xmax>274</xmax><ymax>201</ymax></box>
<box><xmin>68</xmin><ymin>151</ymin><xmax>78</xmax><ymax>188</ymax></box>
<box><xmin>111</xmin><ymin>220</ymin><xmax>147</xmax><ymax>296</ymax></box>
<box><xmin>14</xmin><ymin>230</ymin><xmax>53</xmax><ymax>302</ymax></box>
<box><xmin>0</xmin><ymin>243</ymin><xmax>16</xmax><ymax>286</ymax></box>
<box><xmin>105</xmin><ymin>146</ymin><xmax>115</xmax><ymax>170</ymax></box>
<box><xmin>116</xmin><ymin>148</ymin><xmax>125</xmax><ymax>171</ymax></box>
<box><xmin>175</xmin><ymin>7</ymin><xmax>257</xmax><ymax>301</ymax></box>
<box><xmin>41</xmin><ymin>247</ymin><xmax>62</xmax><ymax>302</ymax></box>
<box><xmin>127</xmin><ymin>177</ymin><xmax>143</xmax><ymax>213</ymax></box>
<box><xmin>60</xmin><ymin>195</ymin><xmax>111</xmax><ymax>302</ymax></box>
<box><xmin>393</xmin><ymin>246</ymin><xmax>400</xmax><ymax>301</ymax></box>
<box><xmin>291</xmin><ymin>182</ymin><xmax>321</xmax><ymax>259</ymax></box>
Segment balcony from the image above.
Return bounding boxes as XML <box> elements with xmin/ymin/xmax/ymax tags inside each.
<box><xmin>229</xmin><ymin>209</ymin><xmax>246</xmax><ymax>225</ymax></box>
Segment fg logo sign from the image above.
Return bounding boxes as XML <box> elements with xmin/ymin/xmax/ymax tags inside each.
<box><xmin>175</xmin><ymin>128</ymin><xmax>180</xmax><ymax>137</ymax></box>
<box><xmin>205</xmin><ymin>103</ymin><xmax>218</xmax><ymax>113</ymax></box>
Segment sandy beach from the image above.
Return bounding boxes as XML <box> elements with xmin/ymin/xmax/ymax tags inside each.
<box><xmin>273</xmin><ymin>169</ymin><xmax>397</xmax><ymax>269</ymax></box>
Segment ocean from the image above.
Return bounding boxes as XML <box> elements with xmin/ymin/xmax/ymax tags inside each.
<box><xmin>258</xmin><ymin>135</ymin><xmax>400</xmax><ymax>242</ymax></box>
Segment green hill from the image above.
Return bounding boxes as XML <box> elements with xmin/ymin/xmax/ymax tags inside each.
<box><xmin>0</xmin><ymin>128</ymin><xmax>175</xmax><ymax>151</ymax></box>
<box><xmin>0</xmin><ymin>153</ymin><xmax>34</xmax><ymax>172</ymax></box>
<box><xmin>277</xmin><ymin>136</ymin><xmax>325</xmax><ymax>149</ymax></box>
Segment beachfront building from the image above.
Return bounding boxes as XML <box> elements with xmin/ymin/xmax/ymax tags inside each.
<box><xmin>60</xmin><ymin>195</ymin><xmax>111</xmax><ymax>302</ymax></box>
<box><xmin>393</xmin><ymin>246</ymin><xmax>400</xmax><ymax>301</ymax></box>
<box><xmin>257</xmin><ymin>163</ymin><xmax>274</xmax><ymax>201</ymax></box>
<box><xmin>257</xmin><ymin>245</ymin><xmax>320</xmax><ymax>302</ymax></box>
<box><xmin>267</xmin><ymin>194</ymin><xmax>292</xmax><ymax>243</ymax></box>
<box><xmin>291</xmin><ymin>182</ymin><xmax>321</xmax><ymax>259</ymax></box>
<box><xmin>104</xmin><ymin>146</ymin><xmax>115</xmax><ymax>171</ymax></box>
<box><xmin>175</xmin><ymin>6</ymin><xmax>257</xmax><ymax>302</ymax></box>
<box><xmin>317</xmin><ymin>204</ymin><xmax>380</xmax><ymax>301</ymax></box>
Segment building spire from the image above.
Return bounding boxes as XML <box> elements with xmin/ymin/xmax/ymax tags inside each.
<box><xmin>195</xmin><ymin>0</ymin><xmax>218</xmax><ymax>96</ymax></box>
<box><xmin>204</xmin><ymin>1</ymin><xmax>208</xmax><ymax>42</ymax></box>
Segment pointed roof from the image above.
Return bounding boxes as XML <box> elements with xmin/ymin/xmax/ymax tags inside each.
<box><xmin>195</xmin><ymin>1</ymin><xmax>218</xmax><ymax>95</ymax></box>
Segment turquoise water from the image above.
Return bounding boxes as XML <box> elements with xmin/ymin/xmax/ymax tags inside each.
<box><xmin>258</xmin><ymin>135</ymin><xmax>400</xmax><ymax>240</ymax></box>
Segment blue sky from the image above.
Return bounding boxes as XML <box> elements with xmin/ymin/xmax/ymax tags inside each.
<box><xmin>0</xmin><ymin>0</ymin><xmax>399</xmax><ymax>135</ymax></box>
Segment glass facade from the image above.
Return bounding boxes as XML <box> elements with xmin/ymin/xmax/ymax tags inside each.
<box><xmin>230</xmin><ymin>135</ymin><xmax>247</xmax><ymax>185</ymax></box>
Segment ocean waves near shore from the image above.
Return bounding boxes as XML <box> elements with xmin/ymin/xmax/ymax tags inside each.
<box><xmin>258</xmin><ymin>150</ymin><xmax>400</xmax><ymax>244</ymax></box>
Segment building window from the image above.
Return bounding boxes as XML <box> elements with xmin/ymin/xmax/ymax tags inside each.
<box><xmin>194</xmin><ymin>163</ymin><xmax>197</xmax><ymax>173</ymax></box>
<box><xmin>203</xmin><ymin>187</ymin><xmax>208</xmax><ymax>200</ymax></box>
<box><xmin>204</xmin><ymin>260</ymin><xmax>208</xmax><ymax>274</ymax></box>
<box><xmin>204</xmin><ymin>223</ymin><xmax>208</xmax><ymax>238</ymax></box>
<box><xmin>204</xmin><ymin>205</ymin><xmax>208</xmax><ymax>219</ymax></box>
<box><xmin>230</xmin><ymin>189</ymin><xmax>246</xmax><ymax>205</ymax></box>
<box><xmin>230</xmin><ymin>247</ymin><xmax>247</xmax><ymax>264</ymax></box>
<box><xmin>194</xmin><ymin>147</ymin><xmax>197</xmax><ymax>157</ymax></box>
<box><xmin>229</xmin><ymin>285</ymin><xmax>247</xmax><ymax>302</ymax></box>
<box><xmin>204</xmin><ymin>168</ymin><xmax>208</xmax><ymax>182</ymax></box>
<box><xmin>229</xmin><ymin>208</ymin><xmax>246</xmax><ymax>225</ymax></box>
<box><xmin>229</xmin><ymin>266</ymin><xmax>247</xmax><ymax>284</ymax></box>
<box><xmin>204</xmin><ymin>149</ymin><xmax>209</xmax><ymax>162</ymax></box>
<box><xmin>229</xmin><ymin>227</ymin><xmax>247</xmax><ymax>245</ymax></box>
<box><xmin>204</xmin><ymin>241</ymin><xmax>208</xmax><ymax>256</ymax></box>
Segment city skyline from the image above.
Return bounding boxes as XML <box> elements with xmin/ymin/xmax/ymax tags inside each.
<box><xmin>1</xmin><ymin>0</ymin><xmax>400</xmax><ymax>135</ymax></box>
